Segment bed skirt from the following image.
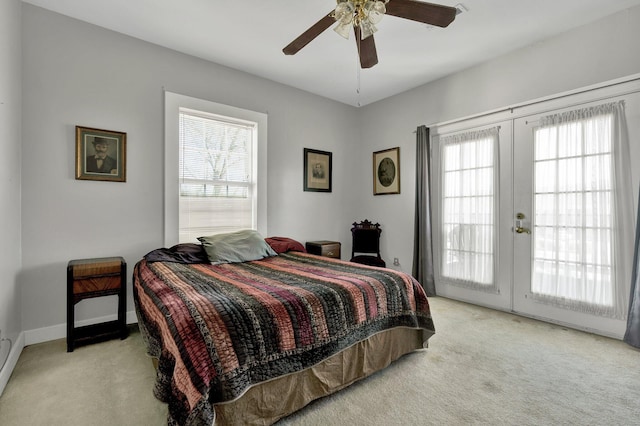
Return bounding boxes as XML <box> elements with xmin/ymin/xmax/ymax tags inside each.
<box><xmin>147</xmin><ymin>327</ymin><xmax>428</xmax><ymax>425</ymax></box>
<box><xmin>212</xmin><ymin>326</ymin><xmax>430</xmax><ymax>425</ymax></box>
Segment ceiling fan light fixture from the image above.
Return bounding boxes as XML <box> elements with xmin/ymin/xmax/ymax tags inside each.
<box><xmin>334</xmin><ymin>1</ymin><xmax>355</xmax><ymax>24</ymax></box>
<box><xmin>364</xmin><ymin>1</ymin><xmax>386</xmax><ymax>25</ymax></box>
<box><xmin>360</xmin><ymin>20</ymin><xmax>377</xmax><ymax>39</ymax></box>
<box><xmin>333</xmin><ymin>0</ymin><xmax>386</xmax><ymax>40</ymax></box>
<box><xmin>333</xmin><ymin>0</ymin><xmax>355</xmax><ymax>39</ymax></box>
<box><xmin>334</xmin><ymin>21</ymin><xmax>353</xmax><ymax>39</ymax></box>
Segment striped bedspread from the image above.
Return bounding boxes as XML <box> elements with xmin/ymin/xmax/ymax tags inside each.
<box><xmin>133</xmin><ymin>252</ymin><xmax>435</xmax><ymax>425</ymax></box>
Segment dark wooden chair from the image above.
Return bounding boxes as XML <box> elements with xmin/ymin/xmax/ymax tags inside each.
<box><xmin>350</xmin><ymin>220</ymin><xmax>386</xmax><ymax>267</ymax></box>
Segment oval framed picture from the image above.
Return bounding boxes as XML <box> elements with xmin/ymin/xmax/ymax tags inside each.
<box><xmin>373</xmin><ymin>147</ymin><xmax>400</xmax><ymax>195</ymax></box>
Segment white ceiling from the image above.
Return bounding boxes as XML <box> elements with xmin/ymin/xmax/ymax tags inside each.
<box><xmin>23</xmin><ymin>0</ymin><xmax>640</xmax><ymax>106</ymax></box>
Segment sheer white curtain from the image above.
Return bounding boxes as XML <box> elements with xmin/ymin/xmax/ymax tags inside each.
<box><xmin>532</xmin><ymin>101</ymin><xmax>634</xmax><ymax>318</ymax></box>
<box><xmin>440</xmin><ymin>127</ymin><xmax>499</xmax><ymax>292</ymax></box>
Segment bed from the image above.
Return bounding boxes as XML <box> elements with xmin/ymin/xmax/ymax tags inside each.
<box><xmin>133</xmin><ymin>231</ymin><xmax>435</xmax><ymax>425</ymax></box>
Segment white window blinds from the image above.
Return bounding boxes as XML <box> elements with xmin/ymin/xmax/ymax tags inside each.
<box><xmin>178</xmin><ymin>108</ymin><xmax>257</xmax><ymax>242</ymax></box>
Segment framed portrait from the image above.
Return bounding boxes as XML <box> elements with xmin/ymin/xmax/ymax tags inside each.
<box><xmin>75</xmin><ymin>126</ymin><xmax>126</xmax><ymax>182</ymax></box>
<box><xmin>303</xmin><ymin>148</ymin><xmax>332</xmax><ymax>192</ymax></box>
<box><xmin>373</xmin><ymin>147</ymin><xmax>400</xmax><ymax>195</ymax></box>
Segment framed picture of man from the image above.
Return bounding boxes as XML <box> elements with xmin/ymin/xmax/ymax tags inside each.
<box><xmin>75</xmin><ymin>126</ymin><xmax>126</xmax><ymax>182</ymax></box>
<box><xmin>373</xmin><ymin>147</ymin><xmax>400</xmax><ymax>195</ymax></box>
<box><xmin>303</xmin><ymin>148</ymin><xmax>332</xmax><ymax>192</ymax></box>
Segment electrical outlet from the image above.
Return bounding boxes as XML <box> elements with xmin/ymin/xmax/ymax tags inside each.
<box><xmin>393</xmin><ymin>258</ymin><xmax>400</xmax><ymax>266</ymax></box>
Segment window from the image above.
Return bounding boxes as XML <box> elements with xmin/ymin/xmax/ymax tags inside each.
<box><xmin>531</xmin><ymin>103</ymin><xmax>625</xmax><ymax>314</ymax></box>
<box><xmin>165</xmin><ymin>92</ymin><xmax>267</xmax><ymax>246</ymax></box>
<box><xmin>440</xmin><ymin>127</ymin><xmax>499</xmax><ymax>290</ymax></box>
<box><xmin>179</xmin><ymin>109</ymin><xmax>256</xmax><ymax>242</ymax></box>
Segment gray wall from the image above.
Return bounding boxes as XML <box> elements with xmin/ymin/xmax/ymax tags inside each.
<box><xmin>20</xmin><ymin>4</ymin><xmax>360</xmax><ymax>337</ymax></box>
<box><xmin>0</xmin><ymin>0</ymin><xmax>22</xmax><ymax>351</ymax></box>
<box><xmin>14</xmin><ymin>3</ymin><xmax>640</xmax><ymax>341</ymax></box>
<box><xmin>356</xmin><ymin>6</ymin><xmax>640</xmax><ymax>275</ymax></box>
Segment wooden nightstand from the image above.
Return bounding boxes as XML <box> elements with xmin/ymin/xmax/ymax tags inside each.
<box><xmin>67</xmin><ymin>257</ymin><xmax>128</xmax><ymax>352</ymax></box>
<box><xmin>306</xmin><ymin>241</ymin><xmax>341</xmax><ymax>259</ymax></box>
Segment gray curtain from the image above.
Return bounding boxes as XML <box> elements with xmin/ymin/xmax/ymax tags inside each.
<box><xmin>412</xmin><ymin>125</ymin><xmax>436</xmax><ymax>296</ymax></box>
<box><xmin>624</xmin><ymin>185</ymin><xmax>640</xmax><ymax>348</ymax></box>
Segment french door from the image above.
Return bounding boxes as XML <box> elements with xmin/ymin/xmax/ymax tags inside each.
<box><xmin>433</xmin><ymin>120</ymin><xmax>514</xmax><ymax>312</ymax></box>
<box><xmin>512</xmin><ymin>101</ymin><xmax>631</xmax><ymax>337</ymax></box>
<box><xmin>433</xmin><ymin>93</ymin><xmax>636</xmax><ymax>338</ymax></box>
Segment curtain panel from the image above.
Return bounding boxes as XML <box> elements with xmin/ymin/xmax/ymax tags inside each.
<box><xmin>438</xmin><ymin>126</ymin><xmax>500</xmax><ymax>293</ymax></box>
<box><xmin>531</xmin><ymin>102</ymin><xmax>633</xmax><ymax>319</ymax></box>
<box><xmin>413</xmin><ymin>125</ymin><xmax>436</xmax><ymax>296</ymax></box>
<box><xmin>624</xmin><ymin>184</ymin><xmax>640</xmax><ymax>348</ymax></box>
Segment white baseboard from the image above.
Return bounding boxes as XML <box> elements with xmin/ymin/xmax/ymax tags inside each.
<box><xmin>0</xmin><ymin>311</ymin><xmax>138</xmax><ymax>396</ymax></box>
<box><xmin>24</xmin><ymin>310</ymin><xmax>138</xmax><ymax>346</ymax></box>
<box><xmin>0</xmin><ymin>331</ymin><xmax>25</xmax><ymax>397</ymax></box>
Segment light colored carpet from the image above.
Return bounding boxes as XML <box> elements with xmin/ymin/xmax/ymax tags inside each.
<box><xmin>0</xmin><ymin>297</ymin><xmax>638</xmax><ymax>425</ymax></box>
<box><xmin>0</xmin><ymin>325</ymin><xmax>166</xmax><ymax>426</ymax></box>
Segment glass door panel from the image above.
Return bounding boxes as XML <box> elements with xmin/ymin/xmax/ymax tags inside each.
<box><xmin>513</xmin><ymin>105</ymin><xmax>628</xmax><ymax>338</ymax></box>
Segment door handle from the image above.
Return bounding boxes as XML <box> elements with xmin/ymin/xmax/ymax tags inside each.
<box><xmin>515</xmin><ymin>212</ymin><xmax>531</xmax><ymax>234</ymax></box>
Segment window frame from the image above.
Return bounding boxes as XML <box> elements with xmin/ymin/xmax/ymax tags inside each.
<box><xmin>164</xmin><ymin>92</ymin><xmax>268</xmax><ymax>247</ymax></box>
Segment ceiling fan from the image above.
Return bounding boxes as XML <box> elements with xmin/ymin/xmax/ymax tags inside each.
<box><xmin>283</xmin><ymin>0</ymin><xmax>458</xmax><ymax>69</ymax></box>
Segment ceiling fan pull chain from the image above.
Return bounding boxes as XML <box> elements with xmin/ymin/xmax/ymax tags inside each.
<box><xmin>356</xmin><ymin>43</ymin><xmax>362</xmax><ymax>107</ymax></box>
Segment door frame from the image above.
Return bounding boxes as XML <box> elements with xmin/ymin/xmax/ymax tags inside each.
<box><xmin>429</xmin><ymin>76</ymin><xmax>640</xmax><ymax>338</ymax></box>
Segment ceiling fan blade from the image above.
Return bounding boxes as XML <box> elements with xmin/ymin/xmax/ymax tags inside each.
<box><xmin>385</xmin><ymin>0</ymin><xmax>457</xmax><ymax>28</ymax></box>
<box><xmin>283</xmin><ymin>12</ymin><xmax>336</xmax><ymax>55</ymax></box>
<box><xmin>355</xmin><ymin>27</ymin><xmax>378</xmax><ymax>69</ymax></box>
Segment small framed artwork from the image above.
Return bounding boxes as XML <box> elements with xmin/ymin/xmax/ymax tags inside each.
<box><xmin>75</xmin><ymin>126</ymin><xmax>126</xmax><ymax>182</ymax></box>
<box><xmin>303</xmin><ymin>148</ymin><xmax>332</xmax><ymax>192</ymax></box>
<box><xmin>373</xmin><ymin>147</ymin><xmax>400</xmax><ymax>195</ymax></box>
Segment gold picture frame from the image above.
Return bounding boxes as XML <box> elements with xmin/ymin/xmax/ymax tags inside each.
<box><xmin>304</xmin><ymin>148</ymin><xmax>332</xmax><ymax>192</ymax></box>
<box><xmin>75</xmin><ymin>126</ymin><xmax>126</xmax><ymax>182</ymax></box>
<box><xmin>373</xmin><ymin>147</ymin><xmax>400</xmax><ymax>195</ymax></box>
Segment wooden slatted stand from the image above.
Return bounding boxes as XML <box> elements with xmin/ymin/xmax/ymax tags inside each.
<box><xmin>67</xmin><ymin>257</ymin><xmax>127</xmax><ymax>352</ymax></box>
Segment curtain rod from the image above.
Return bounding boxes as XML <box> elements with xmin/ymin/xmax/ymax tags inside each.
<box><xmin>420</xmin><ymin>74</ymin><xmax>640</xmax><ymax>130</ymax></box>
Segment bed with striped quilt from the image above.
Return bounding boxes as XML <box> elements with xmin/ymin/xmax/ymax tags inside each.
<box><xmin>133</xmin><ymin>250</ymin><xmax>435</xmax><ymax>425</ymax></box>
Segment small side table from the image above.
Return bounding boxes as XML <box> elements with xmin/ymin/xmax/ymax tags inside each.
<box><xmin>67</xmin><ymin>257</ymin><xmax>128</xmax><ymax>352</ymax></box>
<box><xmin>305</xmin><ymin>241</ymin><xmax>341</xmax><ymax>259</ymax></box>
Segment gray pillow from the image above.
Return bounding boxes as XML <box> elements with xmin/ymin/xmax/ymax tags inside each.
<box><xmin>197</xmin><ymin>229</ymin><xmax>277</xmax><ymax>265</ymax></box>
